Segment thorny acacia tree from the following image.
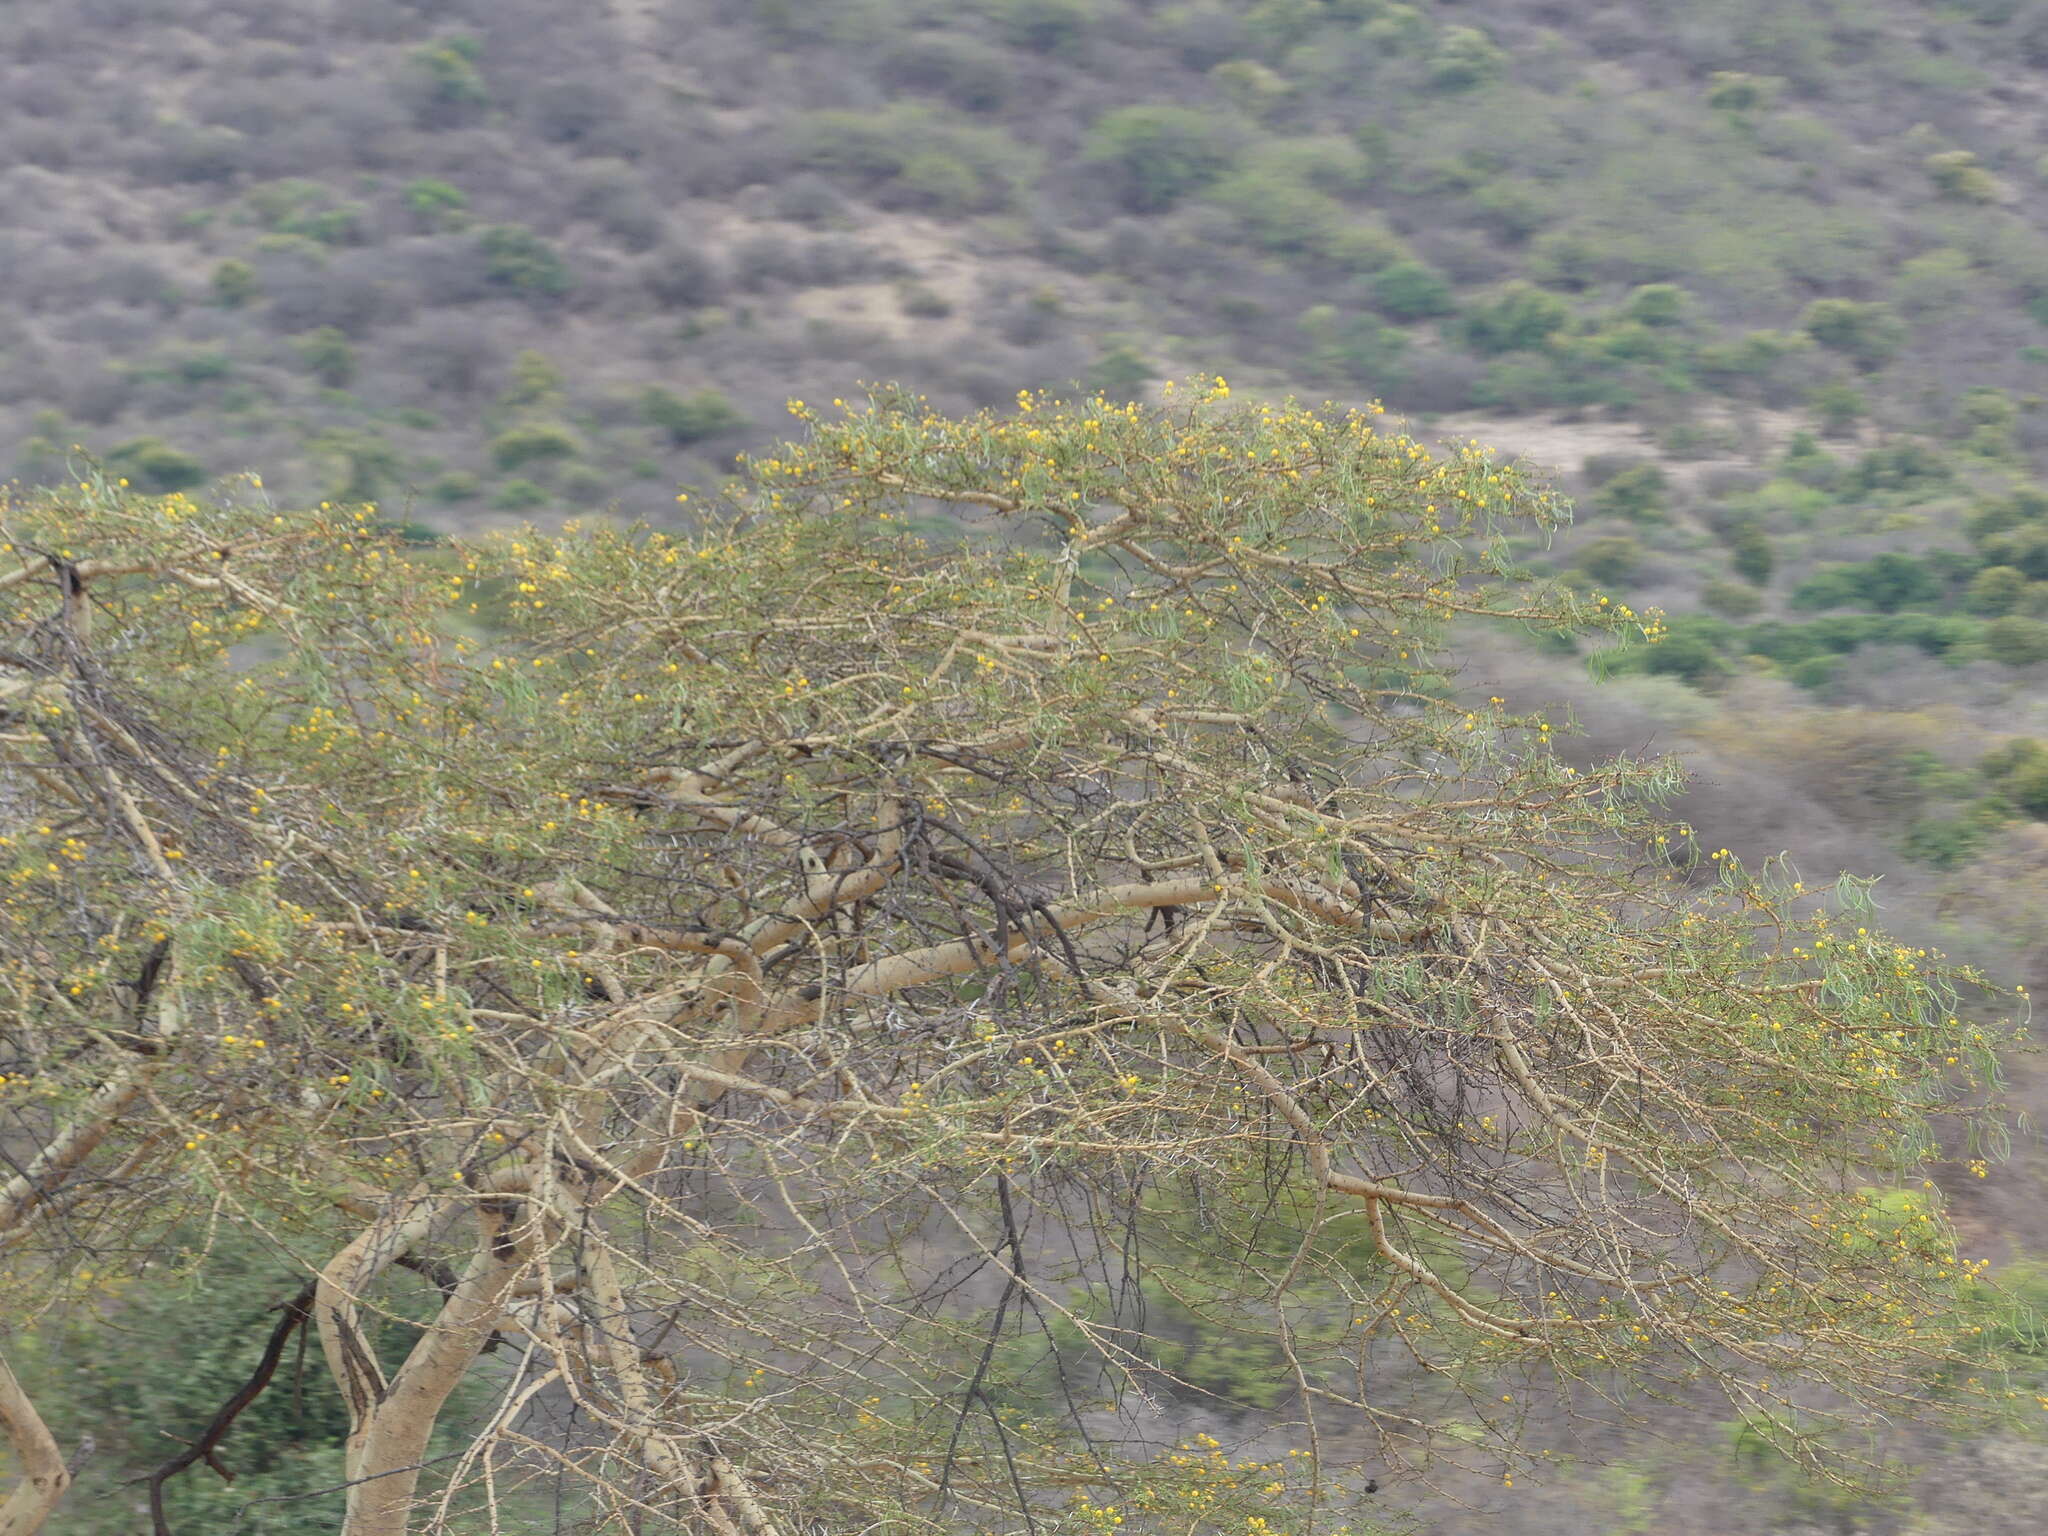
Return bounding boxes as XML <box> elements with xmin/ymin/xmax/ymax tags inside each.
<box><xmin>0</xmin><ymin>384</ymin><xmax>2023</xmax><ymax>1535</ymax></box>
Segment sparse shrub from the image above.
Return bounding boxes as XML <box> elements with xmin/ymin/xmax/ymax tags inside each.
<box><xmin>1894</xmin><ymin>247</ymin><xmax>1975</xmax><ymax>318</ymax></box>
<box><xmin>1977</xmin><ymin>525</ymin><xmax>2048</xmax><ymax>580</ymax></box>
<box><xmin>1798</xmin><ymin>299</ymin><xmax>1905</xmax><ymax>371</ymax></box>
<box><xmin>402</xmin><ymin>178</ymin><xmax>469</xmax><ymax>231</ymax></box>
<box><xmin>308</xmin><ymin>429</ymin><xmax>400</xmax><ymax>504</ymax></box>
<box><xmin>556</xmin><ymin>462</ymin><xmax>616</xmax><ymax>504</ymax></box>
<box><xmin>210</xmin><ymin>259</ymin><xmax>258</xmax><ymax>308</ymax></box>
<box><xmin>1460</xmin><ymin>282</ymin><xmax>1571</xmax><ymax>355</ymax></box>
<box><xmin>1847</xmin><ymin>440</ymin><xmax>1951</xmax><ymax>496</ymax></box>
<box><xmin>1969</xmin><ymin>564</ymin><xmax>2030</xmax><ymax>616</ymax></box>
<box><xmin>1426</xmin><ymin>26</ymin><xmax>1507</xmax><ymax>91</ymax></box>
<box><xmin>881</xmin><ymin>34</ymin><xmax>1014</xmax><ymax>112</ymax></box>
<box><xmin>641</xmin><ymin>386</ymin><xmax>745</xmax><ymax>445</ymax></box>
<box><xmin>1705</xmin><ymin>72</ymin><xmax>1781</xmax><ymax>112</ymax></box>
<box><xmin>476</xmin><ymin>225</ymin><xmax>572</xmax><ymax>299</ymax></box>
<box><xmin>1792</xmin><ymin>553</ymin><xmax>1944</xmax><ymax>613</ymax></box>
<box><xmin>987</xmin><ymin>0</ymin><xmax>1097</xmax><ymax>56</ymax></box>
<box><xmin>1982</xmin><ymin>740</ymin><xmax>2048</xmax><ymax>815</ymax></box>
<box><xmin>1085</xmin><ymin>343</ymin><xmax>1154</xmax><ymax>399</ymax></box>
<box><xmin>156</xmin><ymin>120</ymin><xmax>248</xmax><ymax>183</ymax></box>
<box><xmin>1320</xmin><ymin>221</ymin><xmax>1411</xmax><ymax>275</ymax></box>
<box><xmin>1577</xmin><ymin>535</ymin><xmax>1643</xmax><ymax>585</ymax></box>
<box><xmin>1591</xmin><ymin>463</ymin><xmax>1669</xmax><ymax>523</ymax></box>
<box><xmin>1728</xmin><ymin>521</ymin><xmax>1775</xmax><ymax>586</ymax></box>
<box><xmin>789</xmin><ymin>105</ymin><xmax>1035</xmax><ymax>212</ymax></box>
<box><xmin>1242</xmin><ymin>0</ymin><xmax>1326</xmax><ymax>60</ymax></box>
<box><xmin>404</xmin><ymin>36</ymin><xmax>488</xmax><ymax>128</ymax></box>
<box><xmin>1157</xmin><ymin>3</ymin><xmax>1248</xmax><ymax>69</ymax></box>
<box><xmin>1296</xmin><ymin>305</ymin><xmax>1409</xmax><ymax>389</ymax></box>
<box><xmin>644</xmin><ymin>243</ymin><xmax>721</xmax><ymax>308</ymax></box>
<box><xmin>108</xmin><ymin>436</ymin><xmax>205</xmax><ymax>494</ymax></box>
<box><xmin>1203</xmin><ymin>171</ymin><xmax>1345</xmax><ymax>256</ymax></box>
<box><xmin>1925</xmin><ymin>150</ymin><xmax>2005</xmax><ymax>204</ymax></box>
<box><xmin>1809</xmin><ymin>379</ymin><xmax>1866</xmax><ymax>436</ymax></box>
<box><xmin>1984</xmin><ymin>615</ymin><xmax>2048</xmax><ymax>666</ymax></box>
<box><xmin>1369</xmin><ymin>259</ymin><xmax>1455</xmax><ymax>321</ymax></box>
<box><xmin>1702</xmin><ymin>579</ymin><xmax>1763</xmax><ymax>618</ymax></box>
<box><xmin>500</xmin><ymin>351</ymin><xmax>566</xmax><ymax>413</ymax></box>
<box><xmin>1469</xmin><ymin>180</ymin><xmax>1550</xmax><ymax>243</ymax></box>
<box><xmin>427</xmin><ymin>471</ymin><xmax>482</xmax><ymax>503</ymax></box>
<box><xmin>295</xmin><ymin>326</ymin><xmax>357</xmax><ymax>388</ymax></box>
<box><xmin>1082</xmin><ymin>105</ymin><xmax>1242</xmax><ymax>214</ymax></box>
<box><xmin>1209</xmin><ymin>59</ymin><xmax>1291</xmax><ymax>120</ymax></box>
<box><xmin>491</xmin><ymin>478</ymin><xmax>551</xmax><ymax>511</ymax></box>
<box><xmin>490</xmin><ymin>422</ymin><xmax>583</xmax><ymax>472</ymax></box>
<box><xmin>898</xmin><ymin>282</ymin><xmax>953</xmax><ymax>319</ymax></box>
<box><xmin>892</xmin><ymin>151</ymin><xmax>986</xmax><ymax>213</ymax></box>
<box><xmin>1622</xmin><ymin>283</ymin><xmax>1690</xmax><ymax>328</ymax></box>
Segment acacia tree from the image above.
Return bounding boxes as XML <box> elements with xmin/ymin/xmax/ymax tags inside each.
<box><xmin>0</xmin><ymin>385</ymin><xmax>2021</xmax><ymax>1535</ymax></box>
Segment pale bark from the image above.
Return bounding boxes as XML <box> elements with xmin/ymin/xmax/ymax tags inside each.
<box><xmin>332</xmin><ymin>1199</ymin><xmax>527</xmax><ymax>1536</ymax></box>
<box><xmin>0</xmin><ymin>1347</ymin><xmax>67</xmax><ymax>1536</ymax></box>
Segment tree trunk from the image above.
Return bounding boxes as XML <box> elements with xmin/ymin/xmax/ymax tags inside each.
<box><xmin>328</xmin><ymin>1198</ymin><xmax>526</xmax><ymax>1536</ymax></box>
<box><xmin>0</xmin><ymin>1347</ymin><xmax>68</xmax><ymax>1536</ymax></box>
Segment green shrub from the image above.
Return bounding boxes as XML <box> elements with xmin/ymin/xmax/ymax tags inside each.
<box><xmin>1084</xmin><ymin>343</ymin><xmax>1154</xmax><ymax>399</ymax></box>
<box><xmin>644</xmin><ymin>244</ymin><xmax>721</xmax><ymax>308</ymax></box>
<box><xmin>108</xmin><ymin>437</ymin><xmax>206</xmax><ymax>494</ymax></box>
<box><xmin>1204</xmin><ymin>170</ymin><xmax>1346</xmax><ymax>256</ymax></box>
<box><xmin>642</xmin><ymin>386</ymin><xmax>745</xmax><ymax>445</ymax></box>
<box><xmin>1622</xmin><ymin>283</ymin><xmax>1691</xmax><ymax>328</ymax></box>
<box><xmin>1798</xmin><ymin>299</ymin><xmax>1905</xmax><ymax>371</ymax></box>
<box><xmin>1926</xmin><ymin>150</ymin><xmax>2005</xmax><ymax>204</ymax></box>
<box><xmin>1705</xmin><ymin>71</ymin><xmax>1781</xmax><ymax>112</ymax></box>
<box><xmin>295</xmin><ymin>326</ymin><xmax>357</xmax><ymax>388</ymax></box>
<box><xmin>405</xmin><ymin>36</ymin><xmax>488</xmax><ymax>126</ymax></box>
<box><xmin>1426</xmin><ymin>25</ymin><xmax>1507</xmax><ymax>91</ymax></box>
<box><xmin>1967</xmin><ymin>565</ymin><xmax>2030</xmax><ymax>616</ymax></box>
<box><xmin>1894</xmin><ymin>247</ymin><xmax>1976</xmax><ymax>317</ymax></box>
<box><xmin>1703</xmin><ymin>579</ymin><xmax>1763</xmax><ymax>618</ymax></box>
<box><xmin>489</xmin><ymin>422</ymin><xmax>583</xmax><ymax>471</ymax></box>
<box><xmin>897</xmin><ymin>282</ymin><xmax>953</xmax><ymax>319</ymax></box>
<box><xmin>1985</xmin><ymin>615</ymin><xmax>2048</xmax><ymax>666</ymax></box>
<box><xmin>1847</xmin><ymin>440</ymin><xmax>1951</xmax><ymax>496</ymax></box>
<box><xmin>491</xmin><ymin>478</ymin><xmax>552</xmax><ymax>510</ymax></box>
<box><xmin>881</xmin><ymin>33</ymin><xmax>1014</xmax><ymax>112</ymax></box>
<box><xmin>894</xmin><ymin>151</ymin><xmax>987</xmax><ymax>212</ymax></box>
<box><xmin>427</xmin><ymin>471</ymin><xmax>482</xmax><ymax>503</ymax></box>
<box><xmin>986</xmin><ymin>0</ymin><xmax>1096</xmax><ymax>55</ymax></box>
<box><xmin>1295</xmin><ymin>305</ymin><xmax>1409</xmax><ymax>389</ymax></box>
<box><xmin>1591</xmin><ymin>463</ymin><xmax>1669</xmax><ymax>523</ymax></box>
<box><xmin>1368</xmin><ymin>259</ymin><xmax>1455</xmax><ymax>320</ymax></box>
<box><xmin>1082</xmin><ymin>105</ymin><xmax>1242</xmax><ymax>213</ymax></box>
<box><xmin>477</xmin><ymin>225</ymin><xmax>573</xmax><ymax>298</ymax></box>
<box><xmin>1981</xmin><ymin>739</ymin><xmax>2048</xmax><ymax>817</ymax></box>
<box><xmin>1729</xmin><ymin>521</ymin><xmax>1775</xmax><ymax>586</ymax></box>
<box><xmin>210</xmin><ymin>259</ymin><xmax>258</xmax><ymax>308</ymax></box>
<box><xmin>402</xmin><ymin>177</ymin><xmax>469</xmax><ymax>230</ymax></box>
<box><xmin>1810</xmin><ymin>379</ymin><xmax>1866</xmax><ymax>436</ymax></box>
<box><xmin>1460</xmin><ymin>281</ymin><xmax>1571</xmax><ymax>355</ymax></box>
<box><xmin>1209</xmin><ymin>58</ymin><xmax>1291</xmax><ymax>119</ymax></box>
<box><xmin>1576</xmin><ymin>535</ymin><xmax>1643</xmax><ymax>585</ymax></box>
<box><xmin>790</xmin><ymin>104</ymin><xmax>1035</xmax><ymax>211</ymax></box>
<box><xmin>308</xmin><ymin>429</ymin><xmax>400</xmax><ymax>504</ymax></box>
<box><xmin>1791</xmin><ymin>553</ymin><xmax>1944</xmax><ymax>613</ymax></box>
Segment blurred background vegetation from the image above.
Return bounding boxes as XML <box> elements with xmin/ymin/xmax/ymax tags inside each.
<box><xmin>11</xmin><ymin>0</ymin><xmax>2048</xmax><ymax>1530</ymax></box>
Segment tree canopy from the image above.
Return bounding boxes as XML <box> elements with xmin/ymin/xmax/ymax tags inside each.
<box><xmin>0</xmin><ymin>384</ymin><xmax>2022</xmax><ymax>1536</ymax></box>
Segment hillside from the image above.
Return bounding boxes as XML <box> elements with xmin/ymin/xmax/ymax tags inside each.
<box><xmin>11</xmin><ymin>0</ymin><xmax>2048</xmax><ymax>524</ymax></box>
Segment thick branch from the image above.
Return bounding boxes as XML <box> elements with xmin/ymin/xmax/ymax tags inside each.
<box><xmin>0</xmin><ymin>1346</ymin><xmax>69</xmax><ymax>1536</ymax></box>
